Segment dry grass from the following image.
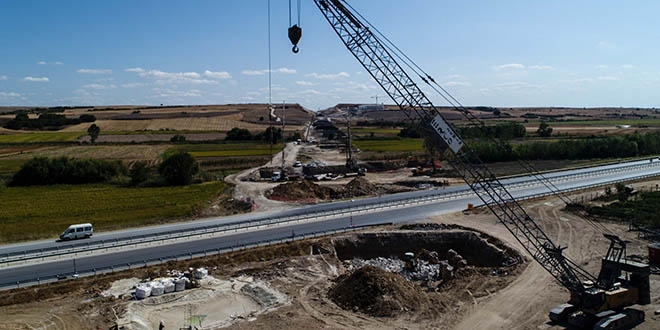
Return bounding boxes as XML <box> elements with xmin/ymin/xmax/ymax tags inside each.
<box><xmin>59</xmin><ymin>117</ymin><xmax>273</xmax><ymax>132</ymax></box>
<box><xmin>3</xmin><ymin>145</ymin><xmax>168</xmax><ymax>161</ymax></box>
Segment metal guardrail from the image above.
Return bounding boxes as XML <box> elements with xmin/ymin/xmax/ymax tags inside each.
<box><xmin>0</xmin><ymin>223</ymin><xmax>389</xmax><ymax>291</ymax></box>
<box><xmin>2</xmin><ymin>161</ymin><xmax>660</xmax><ymax>290</ymax></box>
<box><xmin>2</xmin><ymin>160</ymin><xmax>660</xmax><ymax>266</ymax></box>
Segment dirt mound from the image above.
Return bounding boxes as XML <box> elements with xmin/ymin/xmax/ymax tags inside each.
<box><xmin>329</xmin><ymin>177</ymin><xmax>387</xmax><ymax>199</ymax></box>
<box><xmin>268</xmin><ymin>180</ymin><xmax>336</xmax><ymax>201</ymax></box>
<box><xmin>341</xmin><ymin>177</ymin><xmax>385</xmax><ymax>197</ymax></box>
<box><xmin>328</xmin><ymin>265</ymin><xmax>429</xmax><ymax>317</ymax></box>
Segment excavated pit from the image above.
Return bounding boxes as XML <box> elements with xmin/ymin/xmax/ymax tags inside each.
<box><xmin>328</xmin><ymin>226</ymin><xmax>525</xmax><ymax>318</ymax></box>
<box><xmin>332</xmin><ymin>229</ymin><xmax>520</xmax><ymax>267</ymax></box>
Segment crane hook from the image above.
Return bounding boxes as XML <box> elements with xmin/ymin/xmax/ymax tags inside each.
<box><xmin>288</xmin><ymin>24</ymin><xmax>302</xmax><ymax>54</ymax></box>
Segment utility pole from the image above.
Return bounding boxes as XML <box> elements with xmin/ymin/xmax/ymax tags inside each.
<box><xmin>371</xmin><ymin>95</ymin><xmax>381</xmax><ymax>105</ymax></box>
<box><xmin>281</xmin><ymin>101</ymin><xmax>286</xmax><ymax>176</ymax></box>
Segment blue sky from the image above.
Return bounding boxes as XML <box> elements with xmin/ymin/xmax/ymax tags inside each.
<box><xmin>1</xmin><ymin>0</ymin><xmax>659</xmax><ymax>110</ymax></box>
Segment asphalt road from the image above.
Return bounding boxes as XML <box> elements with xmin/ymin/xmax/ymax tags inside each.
<box><xmin>1</xmin><ymin>158</ymin><xmax>659</xmax><ymax>288</ymax></box>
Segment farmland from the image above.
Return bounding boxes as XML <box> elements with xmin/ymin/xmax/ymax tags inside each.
<box><xmin>0</xmin><ymin>132</ymin><xmax>82</xmax><ymax>143</ymax></box>
<box><xmin>171</xmin><ymin>143</ymin><xmax>279</xmax><ymax>158</ymax></box>
<box><xmin>0</xmin><ymin>182</ymin><xmax>225</xmax><ymax>243</ymax></box>
<box><xmin>353</xmin><ymin>138</ymin><xmax>423</xmax><ymax>152</ymax></box>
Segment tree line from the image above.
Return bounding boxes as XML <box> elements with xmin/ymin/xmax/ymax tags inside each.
<box><xmin>4</xmin><ymin>113</ymin><xmax>96</xmax><ymax>130</ymax></box>
<box><xmin>225</xmin><ymin>127</ymin><xmax>302</xmax><ymax>143</ymax></box>
<box><xmin>398</xmin><ymin>122</ymin><xmax>527</xmax><ymax>140</ymax></box>
<box><xmin>9</xmin><ymin>152</ymin><xmax>200</xmax><ymax>187</ymax></box>
<box><xmin>468</xmin><ymin>132</ymin><xmax>660</xmax><ymax>163</ymax></box>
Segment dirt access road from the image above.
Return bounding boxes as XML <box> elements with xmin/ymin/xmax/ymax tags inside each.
<box><xmin>440</xmin><ymin>191</ymin><xmax>660</xmax><ymax>330</ymax></box>
<box><xmin>224</xmin><ymin>142</ymin><xmax>302</xmax><ymax>212</ymax></box>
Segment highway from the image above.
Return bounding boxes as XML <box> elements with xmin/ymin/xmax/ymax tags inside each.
<box><xmin>1</xmin><ymin>158</ymin><xmax>659</xmax><ymax>289</ymax></box>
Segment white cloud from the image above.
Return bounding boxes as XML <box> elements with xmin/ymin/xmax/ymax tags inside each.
<box><xmin>204</xmin><ymin>70</ymin><xmax>232</xmax><ymax>79</ymax></box>
<box><xmin>443</xmin><ymin>81</ymin><xmax>471</xmax><ymax>87</ymax></box>
<box><xmin>258</xmin><ymin>86</ymin><xmax>287</xmax><ymax>92</ymax></box>
<box><xmin>296</xmin><ymin>80</ymin><xmax>316</xmax><ymax>86</ymax></box>
<box><xmin>82</xmin><ymin>83</ymin><xmax>117</xmax><ymax>90</ymax></box>
<box><xmin>494</xmin><ymin>63</ymin><xmax>525</xmax><ymax>70</ymax></box>
<box><xmin>559</xmin><ymin>76</ymin><xmax>620</xmax><ymax>84</ymax></box>
<box><xmin>121</xmin><ymin>82</ymin><xmax>146</xmax><ymax>88</ymax></box>
<box><xmin>306</xmin><ymin>72</ymin><xmax>350</xmax><ymax>79</ymax></box>
<box><xmin>125</xmin><ymin>67</ymin><xmax>145</xmax><ymax>73</ymax></box>
<box><xmin>299</xmin><ymin>89</ymin><xmax>321</xmax><ymax>95</ymax></box>
<box><xmin>38</xmin><ymin>60</ymin><xmax>63</xmax><ymax>65</ymax></box>
<box><xmin>241</xmin><ymin>67</ymin><xmax>297</xmax><ymax>76</ymax></box>
<box><xmin>443</xmin><ymin>74</ymin><xmax>465</xmax><ymax>80</ymax></box>
<box><xmin>529</xmin><ymin>65</ymin><xmax>554</xmax><ymax>70</ymax></box>
<box><xmin>150</xmin><ymin>87</ymin><xmax>202</xmax><ymax>99</ymax></box>
<box><xmin>275</xmin><ymin>67</ymin><xmax>296</xmax><ymax>74</ymax></box>
<box><xmin>22</xmin><ymin>76</ymin><xmax>49</xmax><ymax>82</ymax></box>
<box><xmin>141</xmin><ymin>70</ymin><xmax>200</xmax><ymax>79</ymax></box>
<box><xmin>0</xmin><ymin>75</ymin><xmax>7</xmax><ymax>80</ymax></box>
<box><xmin>558</xmin><ymin>77</ymin><xmax>595</xmax><ymax>84</ymax></box>
<box><xmin>0</xmin><ymin>92</ymin><xmax>22</xmax><ymax>98</ymax></box>
<box><xmin>595</xmin><ymin>64</ymin><xmax>608</xmax><ymax>69</ymax></box>
<box><xmin>242</xmin><ymin>70</ymin><xmax>265</xmax><ymax>76</ymax></box>
<box><xmin>621</xmin><ymin>64</ymin><xmax>636</xmax><ymax>69</ymax></box>
<box><xmin>482</xmin><ymin>82</ymin><xmax>543</xmax><ymax>94</ymax></box>
<box><xmin>77</xmin><ymin>68</ymin><xmax>112</xmax><ymax>74</ymax></box>
<box><xmin>127</xmin><ymin>68</ymin><xmax>216</xmax><ymax>84</ymax></box>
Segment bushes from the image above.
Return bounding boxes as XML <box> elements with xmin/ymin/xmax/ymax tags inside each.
<box><xmin>458</xmin><ymin>122</ymin><xmax>526</xmax><ymax>139</ymax></box>
<box><xmin>224</xmin><ymin>126</ymin><xmax>283</xmax><ymax>144</ymax></box>
<box><xmin>225</xmin><ymin>127</ymin><xmax>252</xmax><ymax>141</ymax></box>
<box><xmin>10</xmin><ymin>156</ymin><xmax>126</xmax><ymax>186</ymax></box>
<box><xmin>3</xmin><ymin>113</ymin><xmax>96</xmax><ymax>130</ymax></box>
<box><xmin>158</xmin><ymin>152</ymin><xmax>199</xmax><ymax>186</ymax></box>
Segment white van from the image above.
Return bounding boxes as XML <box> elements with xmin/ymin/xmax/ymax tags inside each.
<box><xmin>59</xmin><ymin>223</ymin><xmax>93</xmax><ymax>240</ymax></box>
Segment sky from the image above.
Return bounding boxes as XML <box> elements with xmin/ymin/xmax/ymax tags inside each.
<box><xmin>1</xmin><ymin>0</ymin><xmax>659</xmax><ymax>110</ymax></box>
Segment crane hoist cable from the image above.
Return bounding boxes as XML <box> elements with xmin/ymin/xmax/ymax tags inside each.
<box><xmin>288</xmin><ymin>0</ymin><xmax>302</xmax><ymax>53</ymax></box>
<box><xmin>268</xmin><ymin>0</ymin><xmax>274</xmax><ymax>163</ymax></box>
<box><xmin>339</xmin><ymin>0</ymin><xmax>613</xmax><ymax>235</ymax></box>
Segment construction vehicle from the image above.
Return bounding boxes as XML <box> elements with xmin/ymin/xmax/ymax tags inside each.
<box><xmin>297</xmin><ymin>0</ymin><xmax>651</xmax><ymax>328</ymax></box>
<box><xmin>344</xmin><ymin>117</ymin><xmax>366</xmax><ymax>176</ymax></box>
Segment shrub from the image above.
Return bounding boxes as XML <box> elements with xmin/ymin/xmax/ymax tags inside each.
<box><xmin>158</xmin><ymin>152</ymin><xmax>199</xmax><ymax>185</ymax></box>
<box><xmin>130</xmin><ymin>161</ymin><xmax>152</xmax><ymax>186</ymax></box>
<box><xmin>225</xmin><ymin>127</ymin><xmax>252</xmax><ymax>141</ymax></box>
<box><xmin>79</xmin><ymin>114</ymin><xmax>96</xmax><ymax>122</ymax></box>
<box><xmin>10</xmin><ymin>156</ymin><xmax>126</xmax><ymax>186</ymax></box>
<box><xmin>170</xmin><ymin>134</ymin><xmax>186</xmax><ymax>143</ymax></box>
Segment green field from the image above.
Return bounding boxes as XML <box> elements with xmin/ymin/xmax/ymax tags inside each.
<box><xmin>0</xmin><ymin>182</ymin><xmax>225</xmax><ymax>243</ymax></box>
<box><xmin>537</xmin><ymin>119</ymin><xmax>660</xmax><ymax>127</ymax></box>
<box><xmin>353</xmin><ymin>138</ymin><xmax>423</xmax><ymax>152</ymax></box>
<box><xmin>0</xmin><ymin>159</ymin><xmax>26</xmax><ymax>175</ymax></box>
<box><xmin>171</xmin><ymin>143</ymin><xmax>278</xmax><ymax>158</ymax></box>
<box><xmin>346</xmin><ymin>127</ymin><xmax>402</xmax><ymax>137</ymax></box>
<box><xmin>0</xmin><ymin>132</ymin><xmax>82</xmax><ymax>143</ymax></box>
<box><xmin>102</xmin><ymin>130</ymin><xmax>219</xmax><ymax>135</ymax></box>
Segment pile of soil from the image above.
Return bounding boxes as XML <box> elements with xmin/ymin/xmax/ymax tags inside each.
<box><xmin>268</xmin><ymin>180</ymin><xmax>336</xmax><ymax>201</ymax></box>
<box><xmin>338</xmin><ymin>177</ymin><xmax>385</xmax><ymax>198</ymax></box>
<box><xmin>328</xmin><ymin>265</ymin><xmax>428</xmax><ymax>317</ymax></box>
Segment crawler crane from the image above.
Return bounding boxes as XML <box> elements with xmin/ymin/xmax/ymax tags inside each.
<box><xmin>292</xmin><ymin>0</ymin><xmax>651</xmax><ymax>328</ymax></box>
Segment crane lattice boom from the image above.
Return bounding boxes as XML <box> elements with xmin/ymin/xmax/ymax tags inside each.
<box><xmin>313</xmin><ymin>0</ymin><xmax>593</xmax><ymax>294</ymax></box>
